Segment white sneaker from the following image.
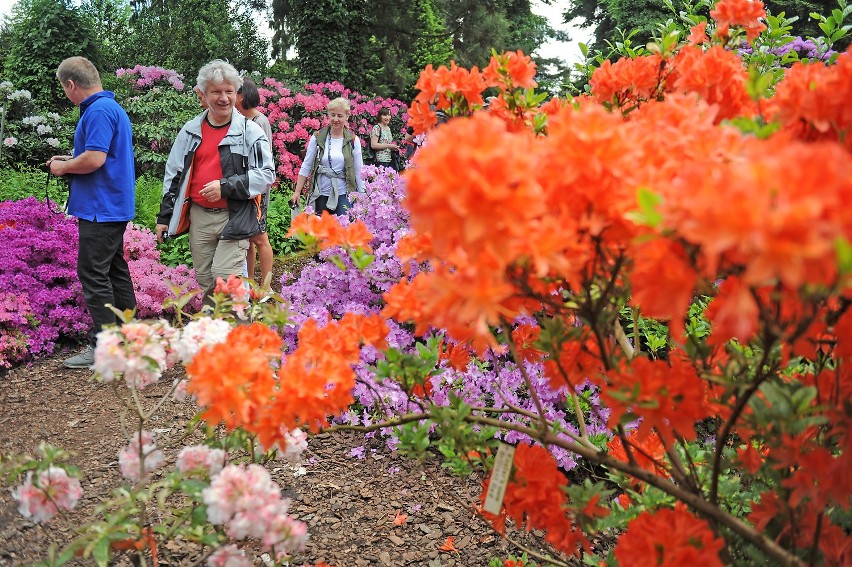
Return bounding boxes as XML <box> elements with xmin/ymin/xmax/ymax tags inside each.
<box><xmin>63</xmin><ymin>346</ymin><xmax>95</xmax><ymax>369</ymax></box>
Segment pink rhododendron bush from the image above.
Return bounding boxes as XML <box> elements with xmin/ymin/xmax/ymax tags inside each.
<box><xmin>255</xmin><ymin>80</ymin><xmax>409</xmax><ymax>181</ymax></box>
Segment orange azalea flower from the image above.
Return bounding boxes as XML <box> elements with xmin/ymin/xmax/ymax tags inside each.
<box><xmin>614</xmin><ymin>505</ymin><xmax>724</xmax><ymax>566</ymax></box>
<box><xmin>603</xmin><ymin>352</ymin><xmax>709</xmax><ymax>441</ymax></box>
<box><xmin>735</xmin><ymin>443</ymin><xmax>767</xmax><ymax>475</ymax></box>
<box><xmin>186</xmin><ymin>323</ymin><xmax>281</xmax><ymax>431</ymax></box>
<box><xmin>688</xmin><ymin>21</ymin><xmax>709</xmax><ymax>45</ymax></box>
<box><xmin>510</xmin><ymin>324</ymin><xmax>545</xmax><ymax>363</ymax></box>
<box><xmin>710</xmin><ymin>0</ymin><xmax>767</xmax><ymax>43</ymax></box>
<box><xmin>589</xmin><ymin>55</ymin><xmax>665</xmax><ymax>107</ymax></box>
<box><xmin>769</xmin><ymin>50</ymin><xmax>852</xmax><ymax>151</ymax></box>
<box><xmin>607</xmin><ymin>432</ymin><xmax>668</xmax><ymax>478</ymax></box>
<box><xmin>668</xmin><ymin>45</ymin><xmax>756</xmax><ymax>121</ymax></box>
<box><xmin>407</xmin><ymin>97</ymin><xmax>438</xmax><ymax>135</ymax></box>
<box><xmin>483</xmin><ymin>49</ymin><xmax>538</xmax><ymax>90</ymax></box>
<box><xmin>629</xmin><ymin>238</ymin><xmax>698</xmax><ymax>340</ymax></box>
<box><xmin>287</xmin><ymin>211</ymin><xmax>373</xmax><ymax>252</ymax></box>
<box><xmin>481</xmin><ymin>444</ymin><xmax>590</xmax><ymax>556</ymax></box>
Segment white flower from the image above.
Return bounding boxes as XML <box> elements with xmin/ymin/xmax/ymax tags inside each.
<box><xmin>9</xmin><ymin>89</ymin><xmax>31</xmax><ymax>101</ymax></box>
<box><xmin>47</xmin><ymin>112</ymin><xmax>61</xmax><ymax>121</ymax></box>
<box><xmin>3</xmin><ymin>137</ymin><xmax>17</xmax><ymax>147</ymax></box>
<box><xmin>46</xmin><ymin>138</ymin><xmax>60</xmax><ymax>148</ymax></box>
<box><xmin>36</xmin><ymin>124</ymin><xmax>53</xmax><ymax>135</ymax></box>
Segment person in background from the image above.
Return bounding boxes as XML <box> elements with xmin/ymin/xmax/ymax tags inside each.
<box><xmin>155</xmin><ymin>60</ymin><xmax>275</xmax><ymax>303</ymax></box>
<box><xmin>236</xmin><ymin>77</ymin><xmax>274</xmax><ymax>288</ymax></box>
<box><xmin>290</xmin><ymin>97</ymin><xmax>365</xmax><ymax>216</ymax></box>
<box><xmin>48</xmin><ymin>56</ymin><xmax>137</xmax><ymax>369</ymax></box>
<box><xmin>370</xmin><ymin>107</ymin><xmax>398</xmax><ymax>170</ymax></box>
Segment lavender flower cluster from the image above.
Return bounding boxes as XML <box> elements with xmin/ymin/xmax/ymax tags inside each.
<box><xmin>279</xmin><ymin>168</ymin><xmax>613</xmax><ymax>469</ymax></box>
<box><xmin>738</xmin><ymin>36</ymin><xmax>837</xmax><ymax>61</ymax></box>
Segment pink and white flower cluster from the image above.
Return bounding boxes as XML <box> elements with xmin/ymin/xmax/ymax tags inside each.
<box><xmin>94</xmin><ymin>320</ymin><xmax>178</xmax><ymax>390</ymax></box>
<box><xmin>277</xmin><ymin>428</ymin><xmax>308</xmax><ymax>464</ymax></box>
<box><xmin>175</xmin><ymin>317</ymin><xmax>232</xmax><ymax>364</ymax></box>
<box><xmin>175</xmin><ymin>445</ymin><xmax>226</xmax><ymax>476</ymax></box>
<box><xmin>11</xmin><ymin>466</ymin><xmax>83</xmax><ymax>523</ymax></box>
<box><xmin>207</xmin><ymin>544</ymin><xmax>250</xmax><ymax>567</ymax></box>
<box><xmin>214</xmin><ymin>275</ymin><xmax>250</xmax><ymax>320</ymax></box>
<box><xmin>203</xmin><ymin>464</ymin><xmax>308</xmax><ymax>555</ymax></box>
<box><xmin>118</xmin><ymin>430</ymin><xmax>165</xmax><ymax>482</ymax></box>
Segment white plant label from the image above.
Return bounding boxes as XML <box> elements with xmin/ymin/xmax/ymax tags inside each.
<box><xmin>483</xmin><ymin>442</ymin><xmax>516</xmax><ymax>515</ymax></box>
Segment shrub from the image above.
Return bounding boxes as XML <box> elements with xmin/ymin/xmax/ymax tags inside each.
<box><xmin>0</xmin><ymin>166</ymin><xmax>68</xmax><ymax>203</ymax></box>
<box><xmin>0</xmin><ymin>197</ymin><xmax>88</xmax><ymax>365</ymax></box>
<box><xmin>0</xmin><ymin>80</ymin><xmax>76</xmax><ymax>169</ymax></box>
<box><xmin>134</xmin><ymin>174</ymin><xmax>164</xmax><ymax>230</ymax></box>
<box><xmin>0</xmin><ymin>198</ymin><xmax>200</xmax><ymax>366</ymax></box>
<box><xmin>123</xmin><ymin>224</ymin><xmax>202</xmax><ymax>318</ymax></box>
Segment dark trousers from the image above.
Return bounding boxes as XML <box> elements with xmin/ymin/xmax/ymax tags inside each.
<box><xmin>77</xmin><ymin>220</ymin><xmax>137</xmax><ymax>345</ymax></box>
<box><xmin>314</xmin><ymin>193</ymin><xmax>351</xmax><ymax>216</ymax></box>
<box><xmin>376</xmin><ymin>159</ymin><xmax>399</xmax><ymax>172</ymax></box>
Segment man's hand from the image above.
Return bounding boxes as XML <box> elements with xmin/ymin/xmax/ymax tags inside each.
<box><xmin>289</xmin><ymin>193</ymin><xmax>300</xmax><ymax>205</ymax></box>
<box><xmin>47</xmin><ymin>156</ymin><xmax>71</xmax><ymax>176</ymax></box>
<box><xmin>200</xmin><ymin>180</ymin><xmax>222</xmax><ymax>202</ymax></box>
<box><xmin>155</xmin><ymin>224</ymin><xmax>168</xmax><ymax>244</ymax></box>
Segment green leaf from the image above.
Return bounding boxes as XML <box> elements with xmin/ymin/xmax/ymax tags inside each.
<box><xmin>626</xmin><ymin>187</ymin><xmax>663</xmax><ymax>227</ymax></box>
<box><xmin>91</xmin><ymin>538</ymin><xmax>110</xmax><ymax>567</ymax></box>
<box><xmin>836</xmin><ymin>236</ymin><xmax>852</xmax><ymax>275</ymax></box>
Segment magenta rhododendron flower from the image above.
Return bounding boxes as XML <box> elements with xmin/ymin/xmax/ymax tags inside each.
<box><xmin>12</xmin><ymin>467</ymin><xmax>83</xmax><ymax>523</ymax></box>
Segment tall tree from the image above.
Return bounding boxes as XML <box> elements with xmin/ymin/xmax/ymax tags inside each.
<box><xmin>2</xmin><ymin>0</ymin><xmax>100</xmax><ymax>108</ymax></box>
<box><xmin>125</xmin><ymin>0</ymin><xmax>269</xmax><ymax>79</ymax></box>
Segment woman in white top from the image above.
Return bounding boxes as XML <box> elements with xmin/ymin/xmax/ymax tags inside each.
<box><xmin>291</xmin><ymin>97</ymin><xmax>366</xmax><ymax>215</ymax></box>
<box><xmin>370</xmin><ymin>107</ymin><xmax>399</xmax><ymax>171</ymax></box>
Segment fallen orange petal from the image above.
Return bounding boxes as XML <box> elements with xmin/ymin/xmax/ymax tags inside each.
<box><xmin>439</xmin><ymin>536</ymin><xmax>458</xmax><ymax>552</ymax></box>
<box><xmin>393</xmin><ymin>512</ymin><xmax>408</xmax><ymax>525</ymax></box>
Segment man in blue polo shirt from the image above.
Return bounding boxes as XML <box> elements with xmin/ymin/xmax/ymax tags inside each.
<box><xmin>48</xmin><ymin>56</ymin><xmax>137</xmax><ymax>369</ymax></box>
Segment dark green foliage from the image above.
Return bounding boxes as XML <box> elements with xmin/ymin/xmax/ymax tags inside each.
<box><xmin>125</xmin><ymin>0</ymin><xmax>269</xmax><ymax>79</ymax></box>
<box><xmin>2</xmin><ymin>0</ymin><xmax>100</xmax><ymax>109</ymax></box>
<box><xmin>0</xmin><ymin>166</ymin><xmax>67</xmax><ymax>203</ymax></box>
<box><xmin>78</xmin><ymin>0</ymin><xmax>134</xmax><ymax>74</ymax></box>
<box><xmin>274</xmin><ymin>0</ymin><xmax>557</xmax><ymax>100</ymax></box>
<box><xmin>133</xmin><ymin>174</ymin><xmax>163</xmax><ymax>230</ymax></box>
<box><xmin>117</xmin><ymin>86</ymin><xmax>200</xmax><ymax>179</ymax></box>
<box><xmin>766</xmin><ymin>0</ymin><xmax>825</xmax><ymax>38</ymax></box>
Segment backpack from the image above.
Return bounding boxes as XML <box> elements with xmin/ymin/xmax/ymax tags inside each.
<box><xmin>363</xmin><ymin>124</ymin><xmax>378</xmax><ymax>164</ymax></box>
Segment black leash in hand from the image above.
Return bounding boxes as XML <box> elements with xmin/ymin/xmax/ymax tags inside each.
<box><xmin>44</xmin><ymin>160</ymin><xmax>69</xmax><ymax>215</ymax></box>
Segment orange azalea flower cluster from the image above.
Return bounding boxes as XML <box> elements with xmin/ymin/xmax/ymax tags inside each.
<box><xmin>480</xmin><ymin>444</ymin><xmax>592</xmax><ymax>556</ymax></box>
<box><xmin>590</xmin><ymin>45</ymin><xmax>755</xmax><ymax>120</ymax></box>
<box><xmin>288</xmin><ymin>211</ymin><xmax>374</xmax><ymax>253</ymax></box>
<box><xmin>408</xmin><ymin>50</ymin><xmax>539</xmax><ymax>135</ymax></box>
<box><xmin>408</xmin><ymin>61</ymin><xmax>487</xmax><ymax>133</ymax></box>
<box><xmin>388</xmin><ymin>19</ymin><xmax>852</xmax><ymax>561</ymax></box>
<box><xmin>186</xmin><ymin>315</ymin><xmax>387</xmax><ymax>450</ymax></box>
<box><xmin>710</xmin><ymin>0</ymin><xmax>767</xmax><ymax>43</ymax></box>
<box><xmin>769</xmin><ymin>51</ymin><xmax>852</xmax><ymax>151</ymax></box>
<box><xmin>613</xmin><ymin>505</ymin><xmax>725</xmax><ymax>567</ymax></box>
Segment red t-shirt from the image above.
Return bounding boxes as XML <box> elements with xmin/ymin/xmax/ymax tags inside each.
<box><xmin>189</xmin><ymin>119</ymin><xmax>230</xmax><ymax>209</ymax></box>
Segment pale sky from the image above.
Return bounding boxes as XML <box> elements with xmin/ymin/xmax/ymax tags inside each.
<box><xmin>0</xmin><ymin>0</ymin><xmax>590</xmax><ymax>66</ymax></box>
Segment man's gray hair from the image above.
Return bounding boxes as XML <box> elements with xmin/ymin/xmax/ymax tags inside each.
<box><xmin>56</xmin><ymin>56</ymin><xmax>101</xmax><ymax>89</ymax></box>
<box><xmin>196</xmin><ymin>60</ymin><xmax>242</xmax><ymax>94</ymax></box>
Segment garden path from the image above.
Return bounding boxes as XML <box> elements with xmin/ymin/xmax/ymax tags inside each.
<box><xmin>0</xmin><ymin>353</ymin><xmax>568</xmax><ymax>566</ymax></box>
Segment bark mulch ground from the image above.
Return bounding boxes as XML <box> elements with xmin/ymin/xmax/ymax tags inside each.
<box><xmin>0</xmin><ymin>351</ymin><xmax>575</xmax><ymax>567</ymax></box>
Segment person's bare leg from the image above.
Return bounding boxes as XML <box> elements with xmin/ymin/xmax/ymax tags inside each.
<box><xmin>250</xmin><ymin>232</ymin><xmax>274</xmax><ymax>288</ymax></box>
<box><xmin>247</xmin><ymin>241</ymin><xmax>257</xmax><ymax>281</ymax></box>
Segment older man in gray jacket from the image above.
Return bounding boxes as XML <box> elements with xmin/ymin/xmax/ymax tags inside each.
<box><xmin>156</xmin><ymin>60</ymin><xmax>275</xmax><ymax>303</ymax></box>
